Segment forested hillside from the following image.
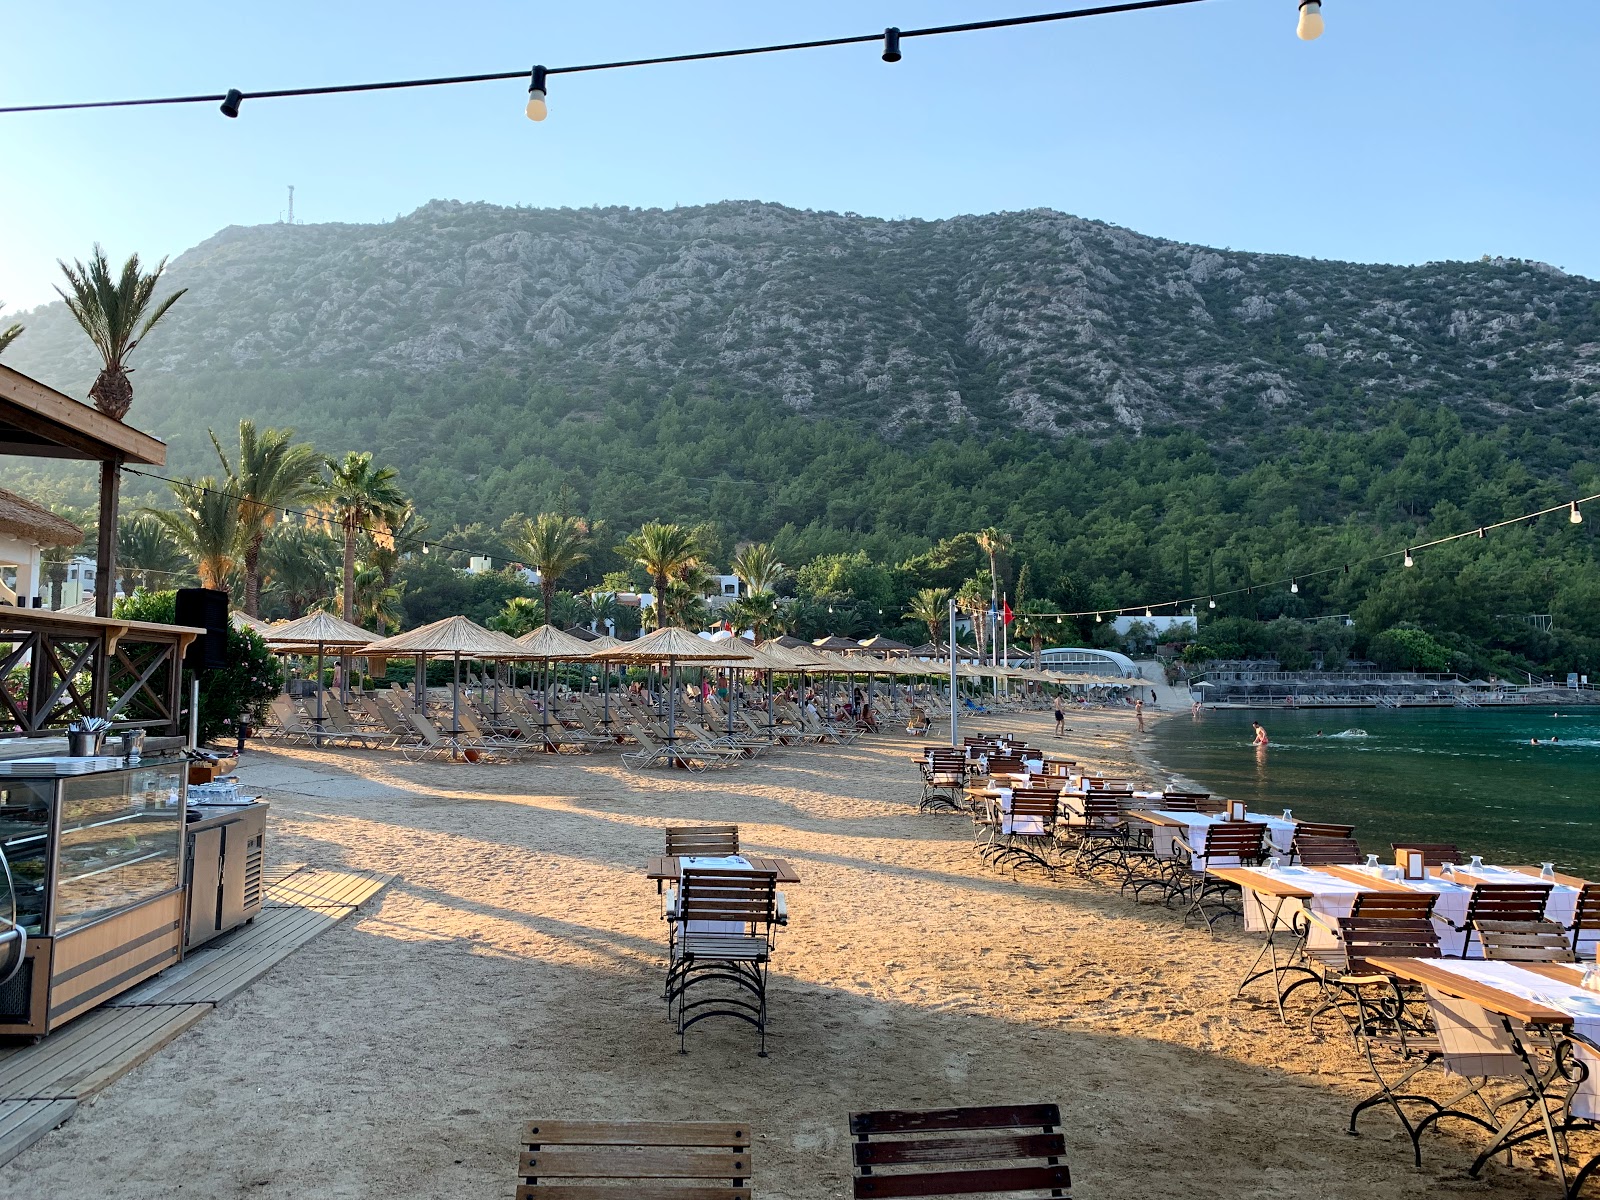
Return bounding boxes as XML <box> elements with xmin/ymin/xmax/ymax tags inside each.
<box><xmin>3</xmin><ymin>200</ymin><xmax>1597</xmax><ymax>676</ymax></box>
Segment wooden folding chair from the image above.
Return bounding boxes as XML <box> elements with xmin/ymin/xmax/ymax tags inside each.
<box><xmin>1568</xmin><ymin>882</ymin><xmax>1600</xmax><ymax>959</ymax></box>
<box><xmin>1476</xmin><ymin>919</ymin><xmax>1576</xmax><ymax>963</ymax></box>
<box><xmin>1178</xmin><ymin>822</ymin><xmax>1269</xmax><ymax>931</ymax></box>
<box><xmin>1444</xmin><ymin>883</ymin><xmax>1552</xmax><ymax>958</ymax></box>
<box><xmin>1390</xmin><ymin>842</ymin><xmax>1460</xmax><ymax>867</ymax></box>
<box><xmin>665</xmin><ymin>868</ymin><xmax>781</xmax><ymax>1055</ymax></box>
<box><xmin>847</xmin><ymin>1104</ymin><xmax>1071</xmax><ymax>1198</ymax></box>
<box><xmin>1292</xmin><ymin>835</ymin><xmax>1362</xmax><ymax>866</ymax></box>
<box><xmin>666</xmin><ymin>826</ymin><xmax>740</xmax><ymax>859</ymax></box>
<box><xmin>517</xmin><ymin>1119</ymin><xmax>752</xmax><ymax>1199</ymax></box>
<box><xmin>1294</xmin><ymin>820</ymin><xmax>1355</xmax><ymax>840</ymax></box>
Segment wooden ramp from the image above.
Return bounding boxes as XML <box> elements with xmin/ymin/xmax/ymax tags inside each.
<box><xmin>0</xmin><ymin>864</ymin><xmax>392</xmax><ymax>1167</ymax></box>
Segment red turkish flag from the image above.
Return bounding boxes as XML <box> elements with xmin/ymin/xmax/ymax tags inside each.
<box><xmin>1001</xmin><ymin>599</ymin><xmax>1015</xmax><ymax>625</ymax></box>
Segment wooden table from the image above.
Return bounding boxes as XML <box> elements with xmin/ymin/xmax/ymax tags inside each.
<box><xmin>1210</xmin><ymin>867</ymin><xmax>1317</xmax><ymax>1021</ymax></box>
<box><xmin>645</xmin><ymin>855</ymin><xmax>801</xmax><ymax>886</ymax></box>
<box><xmin>1308</xmin><ymin>863</ymin><xmax>1421</xmax><ymax>893</ymax></box>
<box><xmin>1364</xmin><ymin>957</ymin><xmax>1576</xmax><ymax>1027</ymax></box>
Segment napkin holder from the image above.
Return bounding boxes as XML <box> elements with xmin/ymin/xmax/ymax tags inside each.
<box><xmin>1226</xmin><ymin>799</ymin><xmax>1247</xmax><ymax>822</ymax></box>
<box><xmin>1396</xmin><ymin>849</ymin><xmax>1424</xmax><ymax>880</ymax></box>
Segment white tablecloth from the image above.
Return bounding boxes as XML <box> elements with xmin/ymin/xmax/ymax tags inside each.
<box><xmin>1240</xmin><ymin>864</ymin><xmax>1581</xmax><ymax>955</ymax></box>
<box><xmin>1427</xmin><ymin>960</ymin><xmax>1600</xmax><ymax>1119</ymax></box>
<box><xmin>679</xmin><ymin>855</ymin><xmax>754</xmax><ymax>932</ymax></box>
<box><xmin>1146</xmin><ymin>810</ymin><xmax>1296</xmax><ymax>862</ymax></box>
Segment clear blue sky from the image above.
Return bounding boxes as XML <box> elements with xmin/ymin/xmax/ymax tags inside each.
<box><xmin>3</xmin><ymin>1</ymin><xmax>1596</xmax><ymax>313</ymax></box>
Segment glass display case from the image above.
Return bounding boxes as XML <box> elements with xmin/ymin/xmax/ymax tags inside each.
<box><xmin>0</xmin><ymin>760</ymin><xmax>187</xmax><ymax>1037</ymax></box>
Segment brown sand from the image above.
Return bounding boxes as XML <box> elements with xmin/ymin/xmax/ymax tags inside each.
<box><xmin>0</xmin><ymin>708</ymin><xmax>1552</xmax><ymax>1199</ymax></box>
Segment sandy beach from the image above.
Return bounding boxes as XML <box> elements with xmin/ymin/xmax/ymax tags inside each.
<box><xmin>0</xmin><ymin>707</ymin><xmax>1553</xmax><ymax>1200</ymax></box>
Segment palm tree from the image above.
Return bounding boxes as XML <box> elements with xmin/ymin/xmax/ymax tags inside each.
<box><xmin>320</xmin><ymin>564</ymin><xmax>403</xmax><ymax>634</ymax></box>
<box><xmin>55</xmin><ymin>246</ymin><xmax>186</xmax><ymax>420</ymax></box>
<box><xmin>618</xmin><ymin>522</ymin><xmax>702</xmax><ymax>623</ymax></box>
<box><xmin>317</xmin><ymin>452</ymin><xmax>406</xmax><ymax>625</ymax></box>
<box><xmin>904</xmin><ymin>587</ymin><xmax>951</xmax><ymax>647</ymax></box>
<box><xmin>1012</xmin><ymin>600</ymin><xmax>1057</xmax><ymax>668</ymax></box>
<box><xmin>727</xmin><ymin>591</ymin><xmax>784</xmax><ymax>641</ymax></box>
<box><xmin>118</xmin><ymin>515</ymin><xmax>188</xmax><ymax>594</ymax></box>
<box><xmin>730</xmin><ymin>542</ymin><xmax>787</xmax><ymax>596</ymax></box>
<box><xmin>508</xmin><ymin>513</ymin><xmax>590</xmax><ymax>621</ymax></box>
<box><xmin>365</xmin><ymin>504</ymin><xmax>428</xmax><ymax>590</ymax></box>
<box><xmin>0</xmin><ymin>302</ymin><xmax>22</xmax><ymax>359</ymax></box>
<box><xmin>660</xmin><ymin>579</ymin><xmax>710</xmax><ymax>630</ymax></box>
<box><xmin>956</xmin><ymin>576</ymin><xmax>990</xmax><ymax>662</ymax></box>
<box><xmin>488</xmin><ymin>596</ymin><xmax>544</xmax><ymax>637</ymax></box>
<box><xmin>261</xmin><ymin>523</ymin><xmax>340</xmax><ymax>619</ymax></box>
<box><xmin>976</xmin><ymin>527</ymin><xmax>1011</xmax><ymax>659</ymax></box>
<box><xmin>146</xmin><ymin>477</ymin><xmax>241</xmax><ymax>591</ymax></box>
<box><xmin>211</xmin><ymin>420</ymin><xmax>322</xmax><ymax>617</ymax></box>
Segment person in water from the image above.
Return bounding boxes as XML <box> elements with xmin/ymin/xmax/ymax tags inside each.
<box><xmin>1532</xmin><ymin>738</ymin><xmax>1540</xmax><ymax>746</ymax></box>
<box><xmin>1315</xmin><ymin>729</ymin><xmax>1324</xmax><ymax>737</ymax></box>
<box><xmin>1252</xmin><ymin>721</ymin><xmax>1268</xmax><ymax>746</ymax></box>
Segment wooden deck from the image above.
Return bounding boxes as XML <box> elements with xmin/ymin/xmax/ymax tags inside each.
<box><xmin>0</xmin><ymin>864</ymin><xmax>392</xmax><ymax>1166</ymax></box>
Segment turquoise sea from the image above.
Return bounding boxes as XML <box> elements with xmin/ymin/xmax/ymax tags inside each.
<box><xmin>1147</xmin><ymin>706</ymin><xmax>1600</xmax><ymax>876</ymax></box>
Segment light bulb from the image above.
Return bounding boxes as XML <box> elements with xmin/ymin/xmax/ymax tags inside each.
<box><xmin>1094</xmin><ymin>613</ymin><xmax>1102</xmax><ymax>623</ymax></box>
<box><xmin>525</xmin><ymin>90</ymin><xmax>547</xmax><ymax>121</ymax></box>
<box><xmin>1144</xmin><ymin>607</ymin><xmax>1152</xmax><ymax>617</ymax></box>
<box><xmin>1208</xmin><ymin>598</ymin><xmax>1216</xmax><ymax>609</ymax></box>
<box><xmin>1404</xmin><ymin>550</ymin><xmax>1414</xmax><ymax>568</ymax></box>
<box><xmin>1296</xmin><ymin>1</ymin><xmax>1324</xmax><ymax>41</ymax></box>
<box><xmin>1571</xmin><ymin>502</ymin><xmax>1584</xmax><ymax>525</ymax></box>
<box><xmin>1290</xmin><ymin>581</ymin><xmax>1299</xmax><ymax>594</ymax></box>
<box><xmin>422</xmin><ymin>543</ymin><xmax>430</xmax><ymax>555</ymax></box>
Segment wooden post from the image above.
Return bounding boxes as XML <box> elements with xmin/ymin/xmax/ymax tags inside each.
<box><xmin>95</xmin><ymin>456</ymin><xmax>121</xmax><ymax>618</ymax></box>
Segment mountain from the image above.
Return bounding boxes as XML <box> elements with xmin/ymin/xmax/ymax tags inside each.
<box><xmin>10</xmin><ymin>199</ymin><xmax>1600</xmax><ymax>443</ymax></box>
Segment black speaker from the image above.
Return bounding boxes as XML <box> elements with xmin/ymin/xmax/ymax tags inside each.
<box><xmin>176</xmin><ymin>588</ymin><xmax>230</xmax><ymax>671</ymax></box>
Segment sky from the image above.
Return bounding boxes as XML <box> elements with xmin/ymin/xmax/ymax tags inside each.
<box><xmin>2</xmin><ymin>1</ymin><xmax>1597</xmax><ymax>314</ymax></box>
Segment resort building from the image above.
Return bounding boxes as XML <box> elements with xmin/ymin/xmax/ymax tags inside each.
<box><xmin>0</xmin><ymin>486</ymin><xmax>84</xmax><ymax>608</ymax></box>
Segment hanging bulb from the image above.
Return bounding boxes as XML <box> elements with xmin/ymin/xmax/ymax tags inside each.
<box><xmin>220</xmin><ymin>89</ymin><xmax>243</xmax><ymax>119</ymax></box>
<box><xmin>1477</xmin><ymin>527</ymin><xmax>1486</xmax><ymax>539</ymax></box>
<box><xmin>1144</xmin><ymin>607</ymin><xmax>1152</xmax><ymax>617</ymax></box>
<box><xmin>1208</xmin><ymin>597</ymin><xmax>1216</xmax><ymax>609</ymax></box>
<box><xmin>881</xmin><ymin>27</ymin><xmax>902</xmax><ymax>63</ymax></box>
<box><xmin>1290</xmin><ymin>580</ymin><xmax>1299</xmax><ymax>594</ymax></box>
<box><xmin>1094</xmin><ymin>613</ymin><xmax>1102</xmax><ymax>623</ymax></box>
<box><xmin>1296</xmin><ymin>0</ymin><xmax>1324</xmax><ymax>41</ymax></box>
<box><xmin>1404</xmin><ymin>550</ymin><xmax>1414</xmax><ymax>568</ymax></box>
<box><xmin>1571</xmin><ymin>502</ymin><xmax>1584</xmax><ymax>525</ymax></box>
<box><xmin>1055</xmin><ymin>616</ymin><xmax>1062</xmax><ymax>624</ymax></box>
<box><xmin>525</xmin><ymin>65</ymin><xmax>548</xmax><ymax>121</ymax></box>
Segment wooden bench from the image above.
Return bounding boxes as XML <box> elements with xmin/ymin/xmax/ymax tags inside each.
<box><xmin>518</xmin><ymin>1119</ymin><xmax>752</xmax><ymax>1199</ymax></box>
<box><xmin>847</xmin><ymin>1104</ymin><xmax>1070</xmax><ymax>1198</ymax></box>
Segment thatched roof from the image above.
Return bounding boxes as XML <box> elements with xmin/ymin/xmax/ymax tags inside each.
<box><xmin>756</xmin><ymin>639</ymin><xmax>830</xmax><ymax>670</ymax></box>
<box><xmin>812</xmin><ymin>635</ymin><xmax>862</xmax><ymax>651</ymax></box>
<box><xmin>859</xmin><ymin>635</ymin><xmax>911</xmax><ymax>652</ymax></box>
<box><xmin>770</xmin><ymin>635</ymin><xmax>810</xmax><ymax>649</ymax></box>
<box><xmin>586</xmin><ymin>634</ymin><xmax>624</xmax><ymax>652</ymax></box>
<box><xmin>561</xmin><ymin>624</ymin><xmax>599</xmax><ymax>642</ymax></box>
<box><xmin>0</xmin><ymin>488</ymin><xmax>82</xmax><ymax>548</ymax></box>
<box><xmin>360</xmin><ymin>614</ymin><xmax>526</xmax><ymax>659</ymax></box>
<box><xmin>263</xmin><ymin>610</ymin><xmax>374</xmax><ymax>648</ymax></box>
<box><xmin>516</xmin><ymin>623</ymin><xmax>596</xmax><ymax>659</ymax></box>
<box><xmin>599</xmin><ymin>625</ymin><xmax>745</xmax><ymax>664</ymax></box>
<box><xmin>231</xmin><ymin>611</ymin><xmax>271</xmax><ymax>634</ymax></box>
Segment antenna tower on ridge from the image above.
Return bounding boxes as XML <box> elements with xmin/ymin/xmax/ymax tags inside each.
<box><xmin>287</xmin><ymin>185</ymin><xmax>295</xmax><ymax>225</ymax></box>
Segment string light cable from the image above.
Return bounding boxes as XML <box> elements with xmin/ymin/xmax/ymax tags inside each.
<box><xmin>117</xmin><ymin>467</ymin><xmax>1596</xmax><ymax>621</ymax></box>
<box><xmin>0</xmin><ymin>1</ymin><xmax>1327</xmax><ymax>121</ymax></box>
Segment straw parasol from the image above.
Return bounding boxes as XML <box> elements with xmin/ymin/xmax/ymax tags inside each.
<box><xmin>600</xmin><ymin>626</ymin><xmax>741</xmax><ymax>741</ymax></box>
<box><xmin>561</xmin><ymin>624</ymin><xmax>599</xmax><ymax>642</ymax></box>
<box><xmin>516</xmin><ymin>624</ymin><xmax>599</xmax><ymax>735</ymax></box>
<box><xmin>231</xmin><ymin>610</ymin><xmax>271</xmax><ymax>634</ymax></box>
<box><xmin>582</xmin><ymin>634</ymin><xmax>624</xmax><ymax>726</ymax></box>
<box><xmin>859</xmin><ymin>634</ymin><xmax>911</xmax><ymax>653</ymax></box>
<box><xmin>361</xmin><ymin>615</ymin><xmax>525</xmax><ymax>740</ymax></box>
<box><xmin>812</xmin><ymin>635</ymin><xmax>862</xmax><ymax>651</ymax></box>
<box><xmin>265</xmin><ymin>611</ymin><xmax>377</xmax><ymax>736</ymax></box>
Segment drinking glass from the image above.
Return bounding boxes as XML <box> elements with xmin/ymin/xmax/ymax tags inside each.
<box><xmin>1365</xmin><ymin>854</ymin><xmax>1380</xmax><ymax>869</ymax></box>
<box><xmin>1469</xmin><ymin>855</ymin><xmax>1485</xmax><ymax>872</ymax></box>
<box><xmin>1440</xmin><ymin>862</ymin><xmax>1456</xmax><ymax>878</ymax></box>
<box><xmin>1266</xmin><ymin>857</ymin><xmax>1281</xmax><ymax>871</ymax></box>
<box><xmin>1281</xmin><ymin>809</ymin><xmax>1293</xmax><ymax>821</ymax></box>
<box><xmin>1541</xmin><ymin>862</ymin><xmax>1557</xmax><ymax>881</ymax></box>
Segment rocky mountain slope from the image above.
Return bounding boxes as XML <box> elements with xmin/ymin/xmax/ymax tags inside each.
<box><xmin>10</xmin><ymin>199</ymin><xmax>1599</xmax><ymax>441</ymax></box>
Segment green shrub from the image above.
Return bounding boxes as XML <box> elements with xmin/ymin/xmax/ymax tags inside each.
<box><xmin>113</xmin><ymin>591</ymin><xmax>283</xmax><ymax>744</ymax></box>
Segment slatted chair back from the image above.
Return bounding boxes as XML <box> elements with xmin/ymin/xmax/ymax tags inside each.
<box><xmin>1039</xmin><ymin>760</ymin><xmax>1075</xmax><ymax>777</ymax></box>
<box><xmin>679</xmin><ymin>868</ymin><xmax>778</xmax><ymax>931</ymax></box>
<box><xmin>1390</xmin><ymin>842</ymin><xmax>1460</xmax><ymax>867</ymax></box>
<box><xmin>1295</xmin><ymin>820</ymin><xmax>1355</xmax><ymax>840</ymax></box>
<box><xmin>1570</xmin><ymin>883</ymin><xmax>1600</xmax><ymax>956</ymax></box>
<box><xmin>987</xmin><ymin>755</ymin><xmax>1027</xmax><ymax>777</ymax></box>
<box><xmin>1292</xmin><ymin>836</ymin><xmax>1362</xmax><ymax>866</ymax></box>
<box><xmin>1159</xmin><ymin>792</ymin><xmax>1209</xmax><ymax>811</ymax></box>
<box><xmin>1006</xmin><ymin>789</ymin><xmax>1060</xmax><ymax>838</ymax></box>
<box><xmin>1080</xmin><ymin>793</ymin><xmax>1123</xmax><ymax>830</ymax></box>
<box><xmin>1197</xmin><ymin>822</ymin><xmax>1267</xmax><ymax>865</ymax></box>
<box><xmin>847</xmin><ymin>1104</ymin><xmax>1071</xmax><ymax>1199</ymax></box>
<box><xmin>666</xmin><ymin>826</ymin><xmax>740</xmax><ymax>859</ymax></box>
<box><xmin>518</xmin><ymin>1119</ymin><xmax>753</xmax><ymax>1200</ymax></box>
<box><xmin>1477</xmin><ymin>919</ymin><xmax>1577</xmax><ymax>963</ymax></box>
<box><xmin>1339</xmin><ymin>893</ymin><xmax>1440</xmax><ymax>974</ymax></box>
<box><xmin>1195</xmin><ymin>797</ymin><xmax>1229</xmax><ymax>815</ymax></box>
<box><xmin>1464</xmin><ymin>883</ymin><xmax>1553</xmax><ymax>926</ymax></box>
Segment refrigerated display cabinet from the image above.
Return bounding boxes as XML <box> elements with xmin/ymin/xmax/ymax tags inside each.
<box><xmin>0</xmin><ymin>760</ymin><xmax>186</xmax><ymax>1036</ymax></box>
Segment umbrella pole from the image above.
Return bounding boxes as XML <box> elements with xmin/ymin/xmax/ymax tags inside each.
<box><xmin>667</xmin><ymin>659</ymin><xmax>679</xmax><ymax>753</ymax></box>
<box><xmin>451</xmin><ymin>652</ymin><xmax>462</xmax><ymax>736</ymax></box>
<box><xmin>766</xmin><ymin>669</ymin><xmax>774</xmax><ymax>739</ymax></box>
<box><xmin>415</xmin><ymin>653</ymin><xmax>426</xmax><ymax>710</ymax></box>
<box><xmin>314</xmin><ymin>644</ymin><xmax>326</xmax><ymax>747</ymax></box>
<box><xmin>602</xmin><ymin>658</ymin><xmax>611</xmax><ymax>729</ymax></box>
<box><xmin>727</xmin><ymin>668</ymin><xmax>735</xmax><ymax>736</ymax></box>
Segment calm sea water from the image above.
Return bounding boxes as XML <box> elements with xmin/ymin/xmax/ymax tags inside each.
<box><xmin>1147</xmin><ymin>706</ymin><xmax>1600</xmax><ymax>875</ymax></box>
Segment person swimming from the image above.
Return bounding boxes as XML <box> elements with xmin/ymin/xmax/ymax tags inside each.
<box><xmin>1252</xmin><ymin>721</ymin><xmax>1269</xmax><ymax>746</ymax></box>
<box><xmin>1314</xmin><ymin>729</ymin><xmax>1324</xmax><ymax>737</ymax></box>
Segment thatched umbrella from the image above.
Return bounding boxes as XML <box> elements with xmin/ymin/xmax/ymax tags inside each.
<box><xmin>265</xmin><ymin>611</ymin><xmax>375</xmax><ymax>739</ymax></box>
<box><xmin>598</xmin><ymin>626</ymin><xmax>737</xmax><ymax>743</ymax></box>
<box><xmin>516</xmin><ymin>624</ymin><xmax>598</xmax><ymax>737</ymax></box>
<box><xmin>812</xmin><ymin>634</ymin><xmax>862</xmax><ymax>652</ymax></box>
<box><xmin>231</xmin><ymin>611</ymin><xmax>272</xmax><ymax>635</ymax></box>
<box><xmin>586</xmin><ymin>634</ymin><xmax>624</xmax><ymax>727</ymax></box>
<box><xmin>859</xmin><ymin>634</ymin><xmax>911</xmax><ymax>654</ymax></box>
<box><xmin>361</xmin><ymin>616</ymin><xmax>525</xmax><ymax>745</ymax></box>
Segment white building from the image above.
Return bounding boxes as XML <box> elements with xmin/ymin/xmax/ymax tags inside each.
<box><xmin>0</xmin><ymin>489</ymin><xmax>84</xmax><ymax>608</ymax></box>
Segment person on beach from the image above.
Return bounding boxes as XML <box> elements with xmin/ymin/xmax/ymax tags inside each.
<box><xmin>1252</xmin><ymin>721</ymin><xmax>1268</xmax><ymax>746</ymax></box>
<box><xmin>1134</xmin><ymin>698</ymin><xmax>1145</xmax><ymax>732</ymax></box>
<box><xmin>1053</xmin><ymin>700</ymin><xmax>1065</xmax><ymax>738</ymax></box>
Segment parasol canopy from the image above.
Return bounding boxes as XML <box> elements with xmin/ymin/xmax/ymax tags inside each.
<box><xmin>859</xmin><ymin>635</ymin><xmax>911</xmax><ymax>653</ymax></box>
<box><xmin>598</xmin><ymin>625</ymin><xmax>743</xmax><ymax>665</ymax></box>
<box><xmin>516</xmin><ymin>623</ymin><xmax>597</xmax><ymax>659</ymax></box>
<box><xmin>264</xmin><ymin>610</ymin><xmax>375</xmax><ymax>648</ymax></box>
<box><xmin>586</xmin><ymin>634</ymin><xmax>624</xmax><ymax>652</ymax></box>
<box><xmin>360</xmin><ymin>614</ymin><xmax>526</xmax><ymax>659</ymax></box>
<box><xmin>812</xmin><ymin>635</ymin><xmax>862</xmax><ymax>651</ymax></box>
